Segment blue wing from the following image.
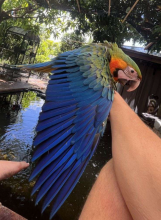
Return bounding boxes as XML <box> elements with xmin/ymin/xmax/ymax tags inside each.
<box><xmin>28</xmin><ymin>44</ymin><xmax>114</xmax><ymax>219</ymax></box>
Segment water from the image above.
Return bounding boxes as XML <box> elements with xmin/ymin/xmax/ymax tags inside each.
<box><xmin>0</xmin><ymin>91</ymin><xmax>112</xmax><ymax>220</ymax></box>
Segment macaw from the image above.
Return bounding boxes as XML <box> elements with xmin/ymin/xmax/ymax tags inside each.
<box><xmin>20</xmin><ymin>42</ymin><xmax>142</xmax><ymax>219</ymax></box>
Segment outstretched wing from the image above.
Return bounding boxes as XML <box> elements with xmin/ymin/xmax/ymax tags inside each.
<box><xmin>28</xmin><ymin>44</ymin><xmax>114</xmax><ymax>219</ymax></box>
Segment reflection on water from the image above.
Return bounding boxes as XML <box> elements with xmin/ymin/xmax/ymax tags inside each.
<box><xmin>0</xmin><ymin>91</ymin><xmax>112</xmax><ymax>220</ymax></box>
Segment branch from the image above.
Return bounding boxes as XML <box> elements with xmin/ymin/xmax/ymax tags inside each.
<box><xmin>144</xmin><ymin>42</ymin><xmax>154</xmax><ymax>50</ymax></box>
<box><xmin>46</xmin><ymin>0</ymin><xmax>51</xmax><ymax>8</ymax></box>
<box><xmin>0</xmin><ymin>4</ymin><xmax>40</xmax><ymax>24</ymax></box>
<box><xmin>122</xmin><ymin>0</ymin><xmax>140</xmax><ymax>23</ymax></box>
<box><xmin>12</xmin><ymin>16</ymin><xmax>38</xmax><ymax>19</ymax></box>
<box><xmin>13</xmin><ymin>6</ymin><xmax>40</xmax><ymax>19</ymax></box>
<box><xmin>76</xmin><ymin>0</ymin><xmax>81</xmax><ymax>13</ymax></box>
<box><xmin>6</xmin><ymin>7</ymin><xmax>28</xmax><ymax>13</ymax></box>
<box><xmin>5</xmin><ymin>3</ymin><xmax>39</xmax><ymax>16</ymax></box>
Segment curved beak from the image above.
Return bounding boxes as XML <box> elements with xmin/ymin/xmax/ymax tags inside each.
<box><xmin>127</xmin><ymin>77</ymin><xmax>141</xmax><ymax>92</ymax></box>
<box><xmin>117</xmin><ymin>69</ymin><xmax>142</xmax><ymax>92</ymax></box>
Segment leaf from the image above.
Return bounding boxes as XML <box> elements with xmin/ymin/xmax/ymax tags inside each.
<box><xmin>126</xmin><ymin>7</ymin><xmax>131</xmax><ymax>13</ymax></box>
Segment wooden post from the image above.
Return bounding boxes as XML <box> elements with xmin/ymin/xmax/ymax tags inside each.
<box><xmin>0</xmin><ymin>203</ymin><xmax>27</xmax><ymax>220</ymax></box>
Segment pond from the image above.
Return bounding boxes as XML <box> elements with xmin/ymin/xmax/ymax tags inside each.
<box><xmin>0</xmin><ymin>91</ymin><xmax>112</xmax><ymax>220</ymax></box>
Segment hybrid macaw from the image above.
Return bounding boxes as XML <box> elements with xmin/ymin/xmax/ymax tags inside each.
<box><xmin>20</xmin><ymin>42</ymin><xmax>142</xmax><ymax>219</ymax></box>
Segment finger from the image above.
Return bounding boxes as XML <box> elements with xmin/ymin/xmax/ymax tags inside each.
<box><xmin>0</xmin><ymin>161</ymin><xmax>29</xmax><ymax>180</ymax></box>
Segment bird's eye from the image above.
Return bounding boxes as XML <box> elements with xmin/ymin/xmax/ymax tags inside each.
<box><xmin>131</xmin><ymin>70</ymin><xmax>134</xmax><ymax>73</ymax></box>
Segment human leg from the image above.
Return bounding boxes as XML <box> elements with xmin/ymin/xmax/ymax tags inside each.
<box><xmin>79</xmin><ymin>159</ymin><xmax>133</xmax><ymax>220</ymax></box>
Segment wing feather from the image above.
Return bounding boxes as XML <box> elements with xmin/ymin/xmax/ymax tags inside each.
<box><xmin>23</xmin><ymin>44</ymin><xmax>114</xmax><ymax>217</ymax></box>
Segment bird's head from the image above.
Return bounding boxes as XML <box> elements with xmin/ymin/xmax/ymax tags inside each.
<box><xmin>109</xmin><ymin>43</ymin><xmax>142</xmax><ymax>92</ymax></box>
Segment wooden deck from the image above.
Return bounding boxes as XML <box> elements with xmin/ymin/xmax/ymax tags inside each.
<box><xmin>0</xmin><ymin>77</ymin><xmax>48</xmax><ymax>94</ymax></box>
<box><xmin>0</xmin><ymin>203</ymin><xmax>27</xmax><ymax>220</ymax></box>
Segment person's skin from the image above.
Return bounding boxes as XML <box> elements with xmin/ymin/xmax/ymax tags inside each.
<box><xmin>0</xmin><ymin>160</ymin><xmax>29</xmax><ymax>180</ymax></box>
<box><xmin>111</xmin><ymin>92</ymin><xmax>161</xmax><ymax>220</ymax></box>
<box><xmin>79</xmin><ymin>159</ymin><xmax>133</xmax><ymax>220</ymax></box>
<box><xmin>80</xmin><ymin>91</ymin><xmax>161</xmax><ymax>220</ymax></box>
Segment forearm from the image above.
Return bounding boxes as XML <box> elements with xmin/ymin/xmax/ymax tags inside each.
<box><xmin>110</xmin><ymin>92</ymin><xmax>161</xmax><ymax>219</ymax></box>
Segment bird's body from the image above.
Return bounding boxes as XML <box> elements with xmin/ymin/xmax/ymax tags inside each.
<box><xmin>20</xmin><ymin>42</ymin><xmax>141</xmax><ymax>219</ymax></box>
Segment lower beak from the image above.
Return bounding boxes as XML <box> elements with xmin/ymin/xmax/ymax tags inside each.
<box><xmin>117</xmin><ymin>70</ymin><xmax>142</xmax><ymax>92</ymax></box>
<box><xmin>118</xmin><ymin>78</ymin><xmax>141</xmax><ymax>92</ymax></box>
<box><xmin>127</xmin><ymin>78</ymin><xmax>141</xmax><ymax>92</ymax></box>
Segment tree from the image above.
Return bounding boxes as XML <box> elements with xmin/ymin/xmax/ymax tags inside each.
<box><xmin>0</xmin><ymin>0</ymin><xmax>70</xmax><ymax>39</ymax></box>
<box><xmin>35</xmin><ymin>39</ymin><xmax>61</xmax><ymax>63</ymax></box>
<box><xmin>33</xmin><ymin>0</ymin><xmax>161</xmax><ymax>51</ymax></box>
<box><xmin>60</xmin><ymin>32</ymin><xmax>85</xmax><ymax>52</ymax></box>
<box><xmin>0</xmin><ymin>0</ymin><xmax>160</xmax><ymax>52</ymax></box>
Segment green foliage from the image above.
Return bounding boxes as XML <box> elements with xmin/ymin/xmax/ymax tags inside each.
<box><xmin>35</xmin><ymin>40</ymin><xmax>61</xmax><ymax>63</ymax></box>
<box><xmin>35</xmin><ymin>0</ymin><xmax>161</xmax><ymax>51</ymax></box>
<box><xmin>0</xmin><ymin>0</ymin><xmax>160</xmax><ymax>54</ymax></box>
<box><xmin>21</xmin><ymin>91</ymin><xmax>39</xmax><ymax>109</ymax></box>
<box><xmin>60</xmin><ymin>32</ymin><xmax>85</xmax><ymax>52</ymax></box>
<box><xmin>4</xmin><ymin>91</ymin><xmax>38</xmax><ymax>109</ymax></box>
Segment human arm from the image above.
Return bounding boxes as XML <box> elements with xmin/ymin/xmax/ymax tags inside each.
<box><xmin>111</xmin><ymin>92</ymin><xmax>161</xmax><ymax>220</ymax></box>
<box><xmin>0</xmin><ymin>160</ymin><xmax>29</xmax><ymax>180</ymax></box>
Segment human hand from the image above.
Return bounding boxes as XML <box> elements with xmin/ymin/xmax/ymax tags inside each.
<box><xmin>0</xmin><ymin>160</ymin><xmax>29</xmax><ymax>181</ymax></box>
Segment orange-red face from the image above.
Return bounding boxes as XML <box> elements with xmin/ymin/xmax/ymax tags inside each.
<box><xmin>109</xmin><ymin>57</ymin><xmax>141</xmax><ymax>92</ymax></box>
<box><xmin>109</xmin><ymin>58</ymin><xmax>127</xmax><ymax>81</ymax></box>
